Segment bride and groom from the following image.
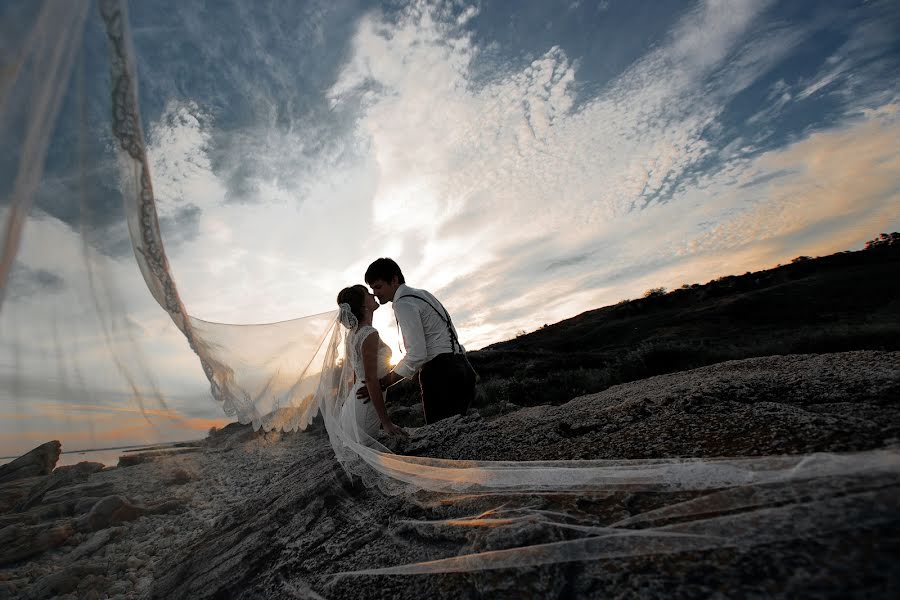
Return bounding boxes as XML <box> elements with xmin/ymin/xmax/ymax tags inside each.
<box><xmin>336</xmin><ymin>258</ymin><xmax>477</xmax><ymax>441</ymax></box>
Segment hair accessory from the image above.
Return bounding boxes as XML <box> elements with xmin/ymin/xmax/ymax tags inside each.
<box><xmin>338</xmin><ymin>302</ymin><xmax>359</xmax><ymax>330</ymax></box>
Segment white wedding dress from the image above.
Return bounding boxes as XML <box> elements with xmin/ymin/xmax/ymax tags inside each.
<box><xmin>339</xmin><ymin>325</ymin><xmax>392</xmax><ymax>443</ymax></box>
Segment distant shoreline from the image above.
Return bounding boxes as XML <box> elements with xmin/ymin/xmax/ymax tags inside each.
<box><xmin>0</xmin><ymin>439</ymin><xmax>203</xmax><ymax>461</ymax></box>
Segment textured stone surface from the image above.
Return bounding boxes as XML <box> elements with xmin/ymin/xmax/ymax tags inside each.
<box><xmin>117</xmin><ymin>448</ymin><xmax>200</xmax><ymax>467</ymax></box>
<box><xmin>0</xmin><ymin>442</ymin><xmax>61</xmax><ymax>484</ymax></box>
<box><xmin>0</xmin><ymin>351</ymin><xmax>897</xmax><ymax>598</ymax></box>
<box><xmin>0</xmin><ymin>521</ymin><xmax>75</xmax><ymax>565</ymax></box>
<box><xmin>399</xmin><ymin>351</ymin><xmax>900</xmax><ymax>461</ymax></box>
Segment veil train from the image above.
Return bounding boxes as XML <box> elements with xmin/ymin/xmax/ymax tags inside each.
<box><xmin>0</xmin><ymin>0</ymin><xmax>896</xmax><ymax>576</ymax></box>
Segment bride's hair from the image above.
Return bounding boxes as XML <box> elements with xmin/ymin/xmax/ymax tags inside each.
<box><xmin>336</xmin><ymin>284</ymin><xmax>368</xmax><ymax>324</ymax></box>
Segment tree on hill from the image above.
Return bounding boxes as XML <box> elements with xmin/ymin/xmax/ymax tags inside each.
<box><xmin>643</xmin><ymin>287</ymin><xmax>667</xmax><ymax>298</ymax></box>
<box><xmin>864</xmin><ymin>232</ymin><xmax>899</xmax><ymax>249</ymax></box>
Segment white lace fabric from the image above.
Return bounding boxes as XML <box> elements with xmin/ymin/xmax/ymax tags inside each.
<box><xmin>346</xmin><ymin>325</ymin><xmax>392</xmax><ymax>383</ymax></box>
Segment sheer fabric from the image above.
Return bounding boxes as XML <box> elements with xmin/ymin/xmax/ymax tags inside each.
<box><xmin>1</xmin><ymin>0</ymin><xmax>897</xmax><ymax>577</ymax></box>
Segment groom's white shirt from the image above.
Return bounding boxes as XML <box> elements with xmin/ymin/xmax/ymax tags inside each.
<box><xmin>392</xmin><ymin>283</ymin><xmax>465</xmax><ymax>379</ymax></box>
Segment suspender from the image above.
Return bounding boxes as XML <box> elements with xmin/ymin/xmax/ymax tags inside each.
<box><xmin>395</xmin><ymin>293</ymin><xmax>463</xmax><ymax>355</ymax></box>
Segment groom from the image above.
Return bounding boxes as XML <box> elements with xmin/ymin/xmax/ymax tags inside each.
<box><xmin>358</xmin><ymin>258</ymin><xmax>476</xmax><ymax>424</ymax></box>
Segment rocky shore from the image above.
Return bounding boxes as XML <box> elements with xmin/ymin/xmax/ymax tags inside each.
<box><xmin>1</xmin><ymin>351</ymin><xmax>898</xmax><ymax>599</ymax></box>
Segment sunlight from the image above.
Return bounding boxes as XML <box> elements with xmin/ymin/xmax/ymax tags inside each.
<box><xmin>371</xmin><ymin>178</ymin><xmax>443</xmax><ymax>231</ymax></box>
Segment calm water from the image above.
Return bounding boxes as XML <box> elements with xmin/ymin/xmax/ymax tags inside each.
<box><xmin>1</xmin><ymin>442</ymin><xmax>197</xmax><ymax>468</ymax></box>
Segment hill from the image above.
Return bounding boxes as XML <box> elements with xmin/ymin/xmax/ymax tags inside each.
<box><xmin>387</xmin><ymin>235</ymin><xmax>900</xmax><ymax>423</ymax></box>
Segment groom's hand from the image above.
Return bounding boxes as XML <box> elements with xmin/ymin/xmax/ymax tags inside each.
<box><xmin>358</xmin><ymin>371</ymin><xmax>400</xmax><ymax>399</ymax></box>
<box><xmin>380</xmin><ymin>371</ymin><xmax>400</xmax><ymax>390</ymax></box>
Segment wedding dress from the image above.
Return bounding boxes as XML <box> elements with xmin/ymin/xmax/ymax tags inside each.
<box><xmin>339</xmin><ymin>325</ymin><xmax>392</xmax><ymax>442</ymax></box>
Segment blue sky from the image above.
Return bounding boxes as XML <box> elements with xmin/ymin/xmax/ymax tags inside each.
<box><xmin>1</xmin><ymin>0</ymin><xmax>898</xmax><ymax>455</ymax></box>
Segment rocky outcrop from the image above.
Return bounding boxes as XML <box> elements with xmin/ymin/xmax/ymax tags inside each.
<box><xmin>0</xmin><ymin>450</ymin><xmax>189</xmax><ymax>599</ymax></box>
<box><xmin>0</xmin><ymin>441</ymin><xmax>61</xmax><ymax>484</ymax></box>
<box><xmin>117</xmin><ymin>448</ymin><xmax>200</xmax><ymax>468</ymax></box>
<box><xmin>0</xmin><ymin>351</ymin><xmax>897</xmax><ymax>599</ymax></box>
<box><xmin>76</xmin><ymin>495</ymin><xmax>183</xmax><ymax>532</ymax></box>
<box><xmin>400</xmin><ymin>351</ymin><xmax>900</xmax><ymax>461</ymax></box>
<box><xmin>15</xmin><ymin>461</ymin><xmax>104</xmax><ymax>512</ymax></box>
<box><xmin>150</xmin><ymin>352</ymin><xmax>900</xmax><ymax>600</ymax></box>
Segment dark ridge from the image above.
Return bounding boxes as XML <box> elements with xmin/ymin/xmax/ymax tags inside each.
<box><xmin>386</xmin><ymin>234</ymin><xmax>900</xmax><ymax>424</ymax></box>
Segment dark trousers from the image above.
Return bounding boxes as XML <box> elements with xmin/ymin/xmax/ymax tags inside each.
<box><xmin>418</xmin><ymin>353</ymin><xmax>477</xmax><ymax>424</ymax></box>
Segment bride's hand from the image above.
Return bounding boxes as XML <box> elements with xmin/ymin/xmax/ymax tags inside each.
<box><xmin>383</xmin><ymin>422</ymin><xmax>409</xmax><ymax>437</ymax></box>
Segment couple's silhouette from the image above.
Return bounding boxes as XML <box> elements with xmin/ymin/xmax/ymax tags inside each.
<box><xmin>336</xmin><ymin>258</ymin><xmax>477</xmax><ymax>441</ymax></box>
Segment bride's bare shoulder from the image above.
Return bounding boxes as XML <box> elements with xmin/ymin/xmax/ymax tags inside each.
<box><xmin>358</xmin><ymin>326</ymin><xmax>381</xmax><ymax>351</ymax></box>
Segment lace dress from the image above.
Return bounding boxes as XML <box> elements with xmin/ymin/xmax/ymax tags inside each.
<box><xmin>339</xmin><ymin>325</ymin><xmax>392</xmax><ymax>441</ymax></box>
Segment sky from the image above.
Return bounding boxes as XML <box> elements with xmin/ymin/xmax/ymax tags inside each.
<box><xmin>1</xmin><ymin>0</ymin><xmax>898</xmax><ymax>457</ymax></box>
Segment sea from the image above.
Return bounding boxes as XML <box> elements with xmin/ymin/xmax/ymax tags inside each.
<box><xmin>0</xmin><ymin>441</ymin><xmax>200</xmax><ymax>469</ymax></box>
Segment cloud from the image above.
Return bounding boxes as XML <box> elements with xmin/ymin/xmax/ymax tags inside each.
<box><xmin>5</xmin><ymin>263</ymin><xmax>65</xmax><ymax>300</ymax></box>
<box><xmin>318</xmin><ymin>0</ymin><xmax>899</xmax><ymax>347</ymax></box>
<box><xmin>3</xmin><ymin>0</ymin><xmax>899</xmax><ymax>456</ymax></box>
<box><xmin>82</xmin><ymin>0</ymin><xmax>896</xmax><ymax>352</ymax></box>
<box><xmin>795</xmin><ymin>7</ymin><xmax>899</xmax><ymax>105</ymax></box>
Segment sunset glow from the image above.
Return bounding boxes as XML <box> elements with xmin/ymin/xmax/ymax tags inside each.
<box><xmin>1</xmin><ymin>0</ymin><xmax>898</xmax><ymax>458</ymax></box>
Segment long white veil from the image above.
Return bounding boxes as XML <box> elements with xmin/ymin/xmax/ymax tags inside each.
<box><xmin>2</xmin><ymin>0</ymin><xmax>897</xmax><ymax>577</ymax></box>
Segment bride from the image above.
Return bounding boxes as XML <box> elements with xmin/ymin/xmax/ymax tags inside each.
<box><xmin>336</xmin><ymin>285</ymin><xmax>408</xmax><ymax>440</ymax></box>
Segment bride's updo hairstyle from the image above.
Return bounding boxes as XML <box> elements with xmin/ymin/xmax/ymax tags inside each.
<box><xmin>336</xmin><ymin>284</ymin><xmax>367</xmax><ymax>329</ymax></box>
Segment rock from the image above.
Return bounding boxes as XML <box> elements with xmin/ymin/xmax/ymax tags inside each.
<box><xmin>14</xmin><ymin>461</ymin><xmax>106</xmax><ymax>511</ymax></box>
<box><xmin>466</xmin><ymin>518</ymin><xmax>568</xmax><ymax>598</ymax></box>
<box><xmin>107</xmin><ymin>579</ymin><xmax>132</xmax><ymax>596</ymax></box>
<box><xmin>74</xmin><ymin>497</ymin><xmax>106</xmax><ymax>514</ymax></box>
<box><xmin>28</xmin><ymin>562</ymin><xmax>106</xmax><ymax>598</ymax></box>
<box><xmin>413</xmin><ymin>352</ymin><xmax>900</xmax><ymax>461</ymax></box>
<box><xmin>205</xmin><ymin>422</ymin><xmax>258</xmax><ymax>449</ymax></box>
<box><xmin>76</xmin><ymin>495</ymin><xmax>184</xmax><ymax>533</ymax></box>
<box><xmin>166</xmin><ymin>468</ymin><xmax>192</xmax><ymax>485</ymax></box>
<box><xmin>42</xmin><ymin>482</ymin><xmax>117</xmax><ymax>505</ymax></box>
<box><xmin>0</xmin><ymin>581</ymin><xmax>20</xmax><ymax>600</ymax></box>
<box><xmin>0</xmin><ymin>521</ymin><xmax>75</xmax><ymax>565</ymax></box>
<box><xmin>68</xmin><ymin>527</ymin><xmax>123</xmax><ymax>561</ymax></box>
<box><xmin>0</xmin><ymin>500</ymin><xmax>76</xmax><ymax>528</ymax></box>
<box><xmin>154</xmin><ymin>351</ymin><xmax>900</xmax><ymax>600</ymax></box>
<box><xmin>135</xmin><ymin>575</ymin><xmax>154</xmax><ymax>593</ymax></box>
<box><xmin>52</xmin><ymin>461</ymin><xmax>104</xmax><ymax>476</ymax></box>
<box><xmin>0</xmin><ymin>442</ymin><xmax>61</xmax><ymax>484</ymax></box>
<box><xmin>76</xmin><ymin>496</ymin><xmax>147</xmax><ymax>532</ymax></box>
<box><xmin>0</xmin><ymin>477</ymin><xmax>39</xmax><ymax>513</ymax></box>
<box><xmin>117</xmin><ymin>448</ymin><xmax>200</xmax><ymax>467</ymax></box>
<box><xmin>387</xmin><ymin>405</ymin><xmax>422</xmax><ymax>427</ymax></box>
<box><xmin>5</xmin><ymin>351</ymin><xmax>898</xmax><ymax>599</ymax></box>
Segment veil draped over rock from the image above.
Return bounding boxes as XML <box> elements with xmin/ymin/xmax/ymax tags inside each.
<box><xmin>1</xmin><ymin>0</ymin><xmax>898</xmax><ymax>576</ymax></box>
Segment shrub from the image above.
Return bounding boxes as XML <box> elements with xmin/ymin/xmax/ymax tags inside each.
<box><xmin>865</xmin><ymin>232</ymin><xmax>900</xmax><ymax>249</ymax></box>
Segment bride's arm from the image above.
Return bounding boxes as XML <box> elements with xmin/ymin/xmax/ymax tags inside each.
<box><xmin>361</xmin><ymin>332</ymin><xmax>406</xmax><ymax>435</ymax></box>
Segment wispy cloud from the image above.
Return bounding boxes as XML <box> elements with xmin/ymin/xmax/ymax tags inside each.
<box><xmin>2</xmin><ymin>0</ymin><xmax>898</xmax><ymax>455</ymax></box>
<box><xmin>314</xmin><ymin>0</ymin><xmax>898</xmax><ymax>345</ymax></box>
